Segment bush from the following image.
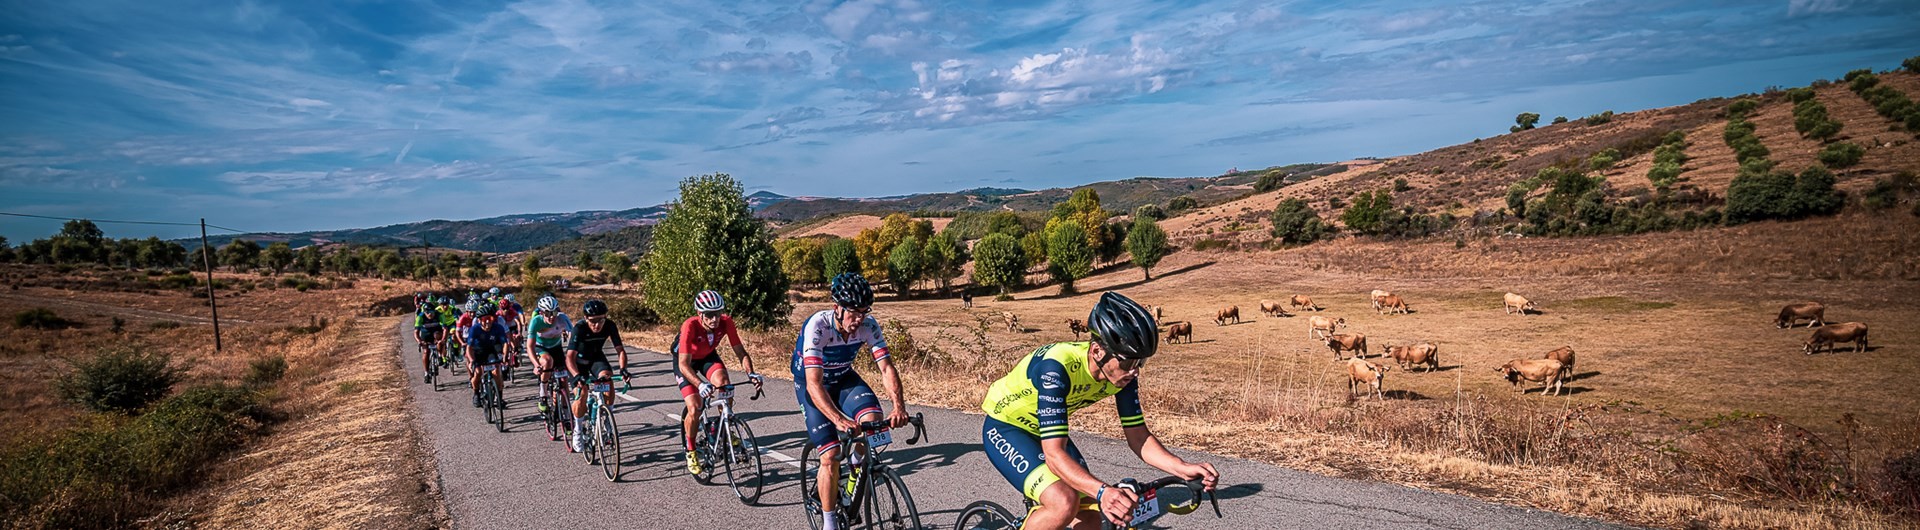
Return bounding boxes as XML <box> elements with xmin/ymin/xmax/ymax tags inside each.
<box><xmin>1166</xmin><ymin>195</ymin><xmax>1197</xmax><ymax>212</ymax></box>
<box><xmin>1392</xmin><ymin>177</ymin><xmax>1411</xmax><ymax>192</ymax></box>
<box><xmin>1587</xmin><ymin>148</ymin><xmax>1619</xmax><ymax>171</ymax></box>
<box><xmin>1906</xmin><ymin>55</ymin><xmax>1920</xmax><ymax>74</ymax></box>
<box><xmin>1817</xmin><ymin>142</ymin><xmax>1865</xmax><ymax>168</ymax></box>
<box><xmin>1269</xmin><ymin>198</ymin><xmax>1334</xmax><ymax>245</ymax></box>
<box><xmin>14</xmin><ymin>308</ymin><xmax>77</xmax><ymax>330</ymax></box>
<box><xmin>1253</xmin><ymin>171</ymin><xmax>1287</xmax><ymax>193</ymax></box>
<box><xmin>244</xmin><ymin>355</ymin><xmax>287</xmax><ymax>387</ymax></box>
<box><xmin>1551</xmin><ymin>116</ymin><xmax>1568</xmax><ymax>124</ymax></box>
<box><xmin>1132</xmin><ymin>204</ymin><xmax>1166</xmax><ymax>221</ymax></box>
<box><xmin>606</xmin><ymin>296</ymin><xmax>660</xmax><ymax>328</ymax></box>
<box><xmin>1191</xmin><ymin>238</ymin><xmax>1232</xmax><ymax>251</ymax></box>
<box><xmin>1726</xmin><ymin>165</ymin><xmax>1844</xmax><ymax>224</ymax></box>
<box><xmin>57</xmin><ymin>346</ymin><xmax>182</xmax><ymax>413</ymax></box>
<box><xmin>1727</xmin><ymin>98</ymin><xmax>1759</xmax><ymax>118</ymax></box>
<box><xmin>1647</xmin><ymin>162</ymin><xmax>1684</xmax><ymax>188</ymax></box>
<box><xmin>1341</xmin><ymin>190</ymin><xmax>1395</xmax><ymax>234</ymax></box>
<box><xmin>642</xmin><ymin>174</ymin><xmax>789</xmax><ymax>328</ymax></box>
<box><xmin>1785</xmin><ymin>87</ymin><xmax>1816</xmax><ymax>103</ymax></box>
<box><xmin>1582</xmin><ymin>110</ymin><xmax>1614</xmax><ymax>125</ymax></box>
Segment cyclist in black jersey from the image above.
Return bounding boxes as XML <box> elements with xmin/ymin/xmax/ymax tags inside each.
<box><xmin>565</xmin><ymin>299</ymin><xmax>630</xmax><ymax>452</ymax></box>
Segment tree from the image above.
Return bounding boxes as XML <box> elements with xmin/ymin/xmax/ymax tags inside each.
<box><xmin>984</xmin><ymin>211</ymin><xmax>1030</xmax><ymax>238</ymax></box>
<box><xmin>218</xmin><ymin>239</ymin><xmax>262</xmax><ymax>272</ymax></box>
<box><xmin>1905</xmin><ymin>55</ymin><xmax>1920</xmax><ymax>74</ymax></box>
<box><xmin>1045</xmin><ymin>223</ymin><xmax>1093</xmax><ymax>293</ymax></box>
<box><xmin>603</xmin><ymin>251</ymin><xmax>635</xmax><ymax>285</ymax></box>
<box><xmin>921</xmin><ymin>232</ymin><xmax>967</xmax><ymax>293</ymax></box>
<box><xmin>970</xmin><ymin>233</ymin><xmax>1025</xmax><ymax>296</ymax></box>
<box><xmin>1133</xmin><ymin>204</ymin><xmax>1165</xmax><ymax>221</ymax></box>
<box><xmin>822</xmin><ymin>237</ymin><xmax>858</xmax><ymax>280</ymax></box>
<box><xmin>1097</xmin><ymin>220</ymin><xmax>1128</xmax><ymax>266</ymax></box>
<box><xmin>1551</xmin><ymin>116</ymin><xmax>1568</xmax><ymax>125</ymax></box>
<box><xmin>1512</xmin><ymin>112</ymin><xmax>1540</xmax><ymax>133</ymax></box>
<box><xmin>886</xmin><ymin>238</ymin><xmax>923</xmax><ymax>294</ymax></box>
<box><xmin>495</xmin><ymin>260</ymin><xmax>513</xmax><ymax>280</ymax></box>
<box><xmin>778</xmin><ymin>238</ymin><xmax>827</xmax><ymax>286</ymax></box>
<box><xmin>50</xmin><ymin>219</ymin><xmax>107</xmax><ymax>264</ymax></box>
<box><xmin>1125</xmin><ymin>217</ymin><xmax>1168</xmax><ymax>280</ymax></box>
<box><xmin>575</xmin><ymin>250</ymin><xmax>597</xmax><ymax>271</ymax></box>
<box><xmin>1020</xmin><ymin>231</ymin><xmax>1047</xmax><ymax>269</ymax></box>
<box><xmin>1269</xmin><ymin>198</ymin><xmax>1333</xmax><ymax>245</ymax></box>
<box><xmin>1050</xmin><ymin>188</ymin><xmax>1109</xmax><ymax>250</ymax></box>
<box><xmin>642</xmin><ymin>173</ymin><xmax>790</xmax><ymax>327</ymax></box>
<box><xmin>1340</xmin><ymin>190</ymin><xmax>1395</xmax><ymax>235</ymax></box>
<box><xmin>295</xmin><ymin>245</ymin><xmax>321</xmax><ymax>275</ymax></box>
<box><xmin>262</xmin><ymin>242</ymin><xmax>294</xmax><ymax>275</ymax></box>
<box><xmin>522</xmin><ymin>254</ymin><xmax>544</xmax><ymax>294</ymax></box>
<box><xmin>1167</xmin><ymin>195</ymin><xmax>1197</xmax><ymax>212</ymax></box>
<box><xmin>0</xmin><ymin>235</ymin><xmax>13</xmax><ymax>263</ymax></box>
<box><xmin>414</xmin><ymin>263</ymin><xmax>437</xmax><ymax>283</ymax></box>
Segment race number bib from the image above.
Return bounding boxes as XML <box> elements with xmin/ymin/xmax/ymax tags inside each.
<box><xmin>590</xmin><ymin>382</ymin><xmax>612</xmax><ymax>393</ymax></box>
<box><xmin>866</xmin><ymin>429</ymin><xmax>893</xmax><ymax>448</ymax></box>
<box><xmin>1129</xmin><ymin>489</ymin><xmax>1161</xmax><ymax>525</ymax></box>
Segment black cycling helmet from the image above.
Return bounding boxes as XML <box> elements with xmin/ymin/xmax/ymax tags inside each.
<box><xmin>582</xmin><ymin>299</ymin><xmax>609</xmax><ymax>317</ymax></box>
<box><xmin>476</xmin><ymin>302</ymin><xmax>499</xmax><ymax>316</ymax></box>
<box><xmin>829</xmin><ymin>272</ymin><xmax>873</xmax><ymax>310</ymax></box>
<box><xmin>1086</xmin><ymin>291</ymin><xmax>1158</xmax><ymax>360</ymax></box>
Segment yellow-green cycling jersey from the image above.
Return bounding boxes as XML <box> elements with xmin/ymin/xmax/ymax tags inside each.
<box><xmin>982</xmin><ymin>341</ymin><xmax>1144</xmax><ymax>439</ymax></box>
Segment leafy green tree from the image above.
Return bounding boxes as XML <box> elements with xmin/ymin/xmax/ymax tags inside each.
<box><xmin>575</xmin><ymin>250</ymin><xmax>597</xmax><ymax>271</ymax></box>
<box><xmin>1511</xmin><ymin>112</ymin><xmax>1540</xmax><ymax>133</ymax></box>
<box><xmin>1270</xmin><ymin>198</ymin><xmax>1333</xmax><ymax>244</ymax></box>
<box><xmin>218</xmin><ymin>239</ymin><xmax>262</xmax><ymax>272</ymax></box>
<box><xmin>642</xmin><ymin>173</ymin><xmax>790</xmax><ymax>327</ymax></box>
<box><xmin>1045</xmin><ymin>223</ymin><xmax>1093</xmax><ymax>293</ymax></box>
<box><xmin>1789</xmin><ymin>165</ymin><xmax>1844</xmax><ymax>217</ymax></box>
<box><xmin>1254</xmin><ymin>171</ymin><xmax>1287</xmax><ymax>192</ymax></box>
<box><xmin>1905</xmin><ymin>55</ymin><xmax>1920</xmax><ymax>74</ymax></box>
<box><xmin>1050</xmin><ymin>188</ymin><xmax>1110</xmax><ymax>250</ymax></box>
<box><xmin>1019</xmin><ymin>231</ymin><xmax>1047</xmax><ymax>269</ymax></box>
<box><xmin>295</xmin><ymin>245</ymin><xmax>321</xmax><ymax>275</ymax></box>
<box><xmin>970</xmin><ymin>233</ymin><xmax>1025</xmax><ymax>296</ymax></box>
<box><xmin>414</xmin><ymin>263</ymin><xmax>437</xmax><ymax>283</ymax></box>
<box><xmin>778</xmin><ymin>239</ymin><xmax>827</xmax><ymax>286</ymax></box>
<box><xmin>522</xmin><ymin>254</ymin><xmax>544</xmax><ymax>294</ymax></box>
<box><xmin>886</xmin><ymin>238</ymin><xmax>923</xmax><ymax>293</ymax></box>
<box><xmin>1725</xmin><ymin>164</ymin><xmax>1840</xmax><ymax>224</ymax></box>
<box><xmin>921</xmin><ymin>232</ymin><xmax>967</xmax><ymax>293</ymax></box>
<box><xmin>262</xmin><ymin>242</ymin><xmax>294</xmax><ymax>275</ymax></box>
<box><xmin>603</xmin><ymin>252</ymin><xmax>635</xmax><ymax>285</ymax></box>
<box><xmin>1125</xmin><ymin>217</ymin><xmax>1168</xmax><ymax>280</ymax></box>
<box><xmin>822</xmin><ymin>237</ymin><xmax>858</xmax><ymax>280</ymax></box>
<box><xmin>0</xmin><ymin>235</ymin><xmax>15</xmax><ymax>263</ymax></box>
<box><xmin>1166</xmin><ymin>195</ymin><xmax>1197</xmax><ymax>212</ymax></box>
<box><xmin>51</xmin><ymin>219</ymin><xmax>107</xmax><ymax>264</ymax></box>
<box><xmin>1133</xmin><ymin>204</ymin><xmax>1165</xmax><ymax>221</ymax></box>
<box><xmin>1340</xmin><ymin>190</ymin><xmax>1395</xmax><ymax>234</ymax></box>
<box><xmin>1551</xmin><ymin>116</ymin><xmax>1568</xmax><ymax>125</ymax></box>
<box><xmin>985</xmin><ymin>211</ymin><xmax>1031</xmax><ymax>238</ymax></box>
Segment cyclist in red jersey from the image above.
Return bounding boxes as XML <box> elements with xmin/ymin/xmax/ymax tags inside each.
<box><xmin>676</xmin><ymin>290</ymin><xmax>761</xmax><ymax>474</ymax></box>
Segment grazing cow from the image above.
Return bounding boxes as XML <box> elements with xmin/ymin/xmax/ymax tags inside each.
<box><xmin>1541</xmin><ymin>345</ymin><xmax>1576</xmax><ymax>373</ymax></box>
<box><xmin>962</xmin><ymin>292</ymin><xmax>973</xmax><ymax>309</ymax></box>
<box><xmin>1215</xmin><ymin>306</ymin><xmax>1241</xmax><ymax>326</ymax></box>
<box><xmin>1309</xmin><ymin>316</ymin><xmax>1346</xmax><ymax>339</ymax></box>
<box><xmin>1496</xmin><ymin>359</ymin><xmax>1569</xmax><ymax>396</ymax></box>
<box><xmin>1504</xmin><ymin>293</ymin><xmax>1537</xmax><ymax>315</ymax></box>
<box><xmin>1164</xmin><ymin>321</ymin><xmax>1194</xmax><ymax>344</ymax></box>
<box><xmin>1259</xmin><ymin>300</ymin><xmax>1292</xmax><ymax>318</ymax></box>
<box><xmin>1148</xmin><ymin>305</ymin><xmax>1165</xmax><ymax>320</ymax></box>
<box><xmin>1370</xmin><ymin>290</ymin><xmax>1393</xmax><ymax>311</ymax></box>
<box><xmin>1065</xmin><ymin>318</ymin><xmax>1089</xmax><ymax>340</ymax></box>
<box><xmin>1385</xmin><ymin>342</ymin><xmax>1440</xmax><ymax>372</ymax></box>
<box><xmin>1290</xmin><ymin>295</ymin><xmax>1319</xmax><ymax>312</ymax></box>
<box><xmin>1804</xmin><ymin>322</ymin><xmax>1868</xmax><ymax>354</ymax></box>
<box><xmin>1375</xmin><ymin>295</ymin><xmax>1409</xmax><ymax>315</ymax></box>
<box><xmin>1775</xmin><ymin>302</ymin><xmax>1826</xmax><ymax>329</ymax></box>
<box><xmin>1346</xmin><ymin>358</ymin><xmax>1390</xmax><ymax>400</ymax></box>
<box><xmin>1003</xmin><ymin>312</ymin><xmax>1022</xmax><ymax>333</ymax></box>
<box><xmin>1325</xmin><ymin>333</ymin><xmax>1368</xmax><ymax>361</ymax></box>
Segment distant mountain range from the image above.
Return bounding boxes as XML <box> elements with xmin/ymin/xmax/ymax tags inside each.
<box><xmin>191</xmin><ymin>165</ymin><xmax>1335</xmax><ymax>252</ymax></box>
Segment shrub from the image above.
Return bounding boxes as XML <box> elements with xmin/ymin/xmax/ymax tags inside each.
<box><xmin>1849</xmin><ymin>72</ymin><xmax>1879</xmax><ymax>92</ymax></box>
<box><xmin>1511</xmin><ymin>112</ymin><xmax>1539</xmax><ymax>132</ymax></box>
<box><xmin>1785</xmin><ymin>87</ymin><xmax>1816</xmax><ymax>103</ymax></box>
<box><xmin>1166</xmin><ymin>195</ymin><xmax>1197</xmax><ymax>212</ymax></box>
<box><xmin>642</xmin><ymin>173</ymin><xmax>789</xmax><ymax>328</ymax></box>
<box><xmin>606</xmin><ymin>296</ymin><xmax>660</xmax><ymax>327</ymax></box>
<box><xmin>1582</xmin><ymin>110</ymin><xmax>1614</xmax><ymax>125</ymax></box>
<box><xmin>57</xmin><ymin>346</ymin><xmax>182</xmax><ymax>413</ymax></box>
<box><xmin>1253</xmin><ymin>171</ymin><xmax>1287</xmax><ymax>193</ymax></box>
<box><xmin>14</xmin><ymin>308</ymin><xmax>77</xmax><ymax>330</ymax></box>
<box><xmin>1727</xmin><ymin>98</ymin><xmax>1759</xmax><ymax>118</ymax></box>
<box><xmin>1551</xmin><ymin>116</ymin><xmax>1568</xmax><ymax>124</ymax></box>
<box><xmin>1392</xmin><ymin>177</ymin><xmax>1411</xmax><ymax>192</ymax></box>
<box><xmin>1647</xmin><ymin>162</ymin><xmax>1684</xmax><ymax>188</ymax></box>
<box><xmin>1191</xmin><ymin>238</ymin><xmax>1232</xmax><ymax>251</ymax></box>
<box><xmin>1906</xmin><ymin>55</ymin><xmax>1920</xmax><ymax>74</ymax></box>
<box><xmin>1341</xmin><ymin>190</ymin><xmax>1395</xmax><ymax>234</ymax></box>
<box><xmin>1587</xmin><ymin>148</ymin><xmax>1619</xmax><ymax>171</ymax></box>
<box><xmin>1269</xmin><ymin>198</ymin><xmax>1334</xmax><ymax>245</ymax></box>
<box><xmin>1726</xmin><ymin>165</ymin><xmax>1843</xmax><ymax>224</ymax></box>
<box><xmin>244</xmin><ymin>355</ymin><xmax>287</xmax><ymax>387</ymax></box>
<box><xmin>1864</xmin><ymin>178</ymin><xmax>1902</xmax><ymax>210</ymax></box>
<box><xmin>1817</xmin><ymin>142</ymin><xmax>1865</xmax><ymax>168</ymax></box>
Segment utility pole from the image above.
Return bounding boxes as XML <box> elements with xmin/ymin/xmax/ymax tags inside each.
<box><xmin>200</xmin><ymin>219</ymin><xmax>222</xmax><ymax>352</ymax></box>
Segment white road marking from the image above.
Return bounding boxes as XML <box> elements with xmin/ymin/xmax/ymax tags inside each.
<box><xmin>616</xmin><ymin>389</ymin><xmax>804</xmax><ymax>469</ymax></box>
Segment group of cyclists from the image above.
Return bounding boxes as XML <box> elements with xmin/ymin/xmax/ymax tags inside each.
<box><xmin>410</xmin><ymin>273</ymin><xmax>1218</xmax><ymax>530</ymax></box>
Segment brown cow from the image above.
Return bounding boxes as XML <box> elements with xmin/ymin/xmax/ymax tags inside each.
<box><xmin>1541</xmin><ymin>345</ymin><xmax>1576</xmax><ymax>373</ymax></box>
<box><xmin>1375</xmin><ymin>294</ymin><xmax>1409</xmax><ymax>315</ymax></box>
<box><xmin>1148</xmin><ymin>305</ymin><xmax>1165</xmax><ymax>321</ymax></box>
<box><xmin>1385</xmin><ymin>342</ymin><xmax>1439</xmax><ymax>372</ymax></box>
<box><xmin>1804</xmin><ymin>322</ymin><xmax>1868</xmax><ymax>354</ymax></box>
<box><xmin>1164</xmin><ymin>321</ymin><xmax>1194</xmax><ymax>344</ymax></box>
<box><xmin>1504</xmin><ymin>293</ymin><xmax>1538</xmax><ymax>315</ymax></box>
<box><xmin>1496</xmin><ymin>358</ymin><xmax>1569</xmax><ymax>396</ymax></box>
<box><xmin>1215</xmin><ymin>305</ymin><xmax>1241</xmax><ymax>326</ymax></box>
<box><xmin>1259</xmin><ymin>300</ymin><xmax>1292</xmax><ymax>318</ymax></box>
<box><xmin>1346</xmin><ymin>358</ymin><xmax>1390</xmax><ymax>400</ymax></box>
<box><xmin>1308</xmin><ymin>316</ymin><xmax>1346</xmax><ymax>339</ymax></box>
<box><xmin>1325</xmin><ymin>333</ymin><xmax>1368</xmax><ymax>361</ymax></box>
<box><xmin>1775</xmin><ymin>302</ymin><xmax>1826</xmax><ymax>329</ymax></box>
<box><xmin>1065</xmin><ymin>318</ymin><xmax>1089</xmax><ymax>340</ymax></box>
<box><xmin>1003</xmin><ymin>312</ymin><xmax>1022</xmax><ymax>333</ymax></box>
<box><xmin>1369</xmin><ymin>289</ymin><xmax>1393</xmax><ymax>311</ymax></box>
<box><xmin>1290</xmin><ymin>295</ymin><xmax>1319</xmax><ymax>312</ymax></box>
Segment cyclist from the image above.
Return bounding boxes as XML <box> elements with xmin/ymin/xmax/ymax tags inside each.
<box><xmin>675</xmin><ymin>290</ymin><xmax>761</xmax><ymax>474</ymax></box>
<box><xmin>979</xmin><ymin>292</ymin><xmax>1217</xmax><ymax>530</ymax></box>
<box><xmin>792</xmin><ymin>272</ymin><xmax>910</xmax><ymax>530</ymax></box>
<box><xmin>464</xmin><ymin>301</ymin><xmax>512</xmax><ymax>409</ymax></box>
<box><xmin>526</xmin><ymin>295</ymin><xmax>573</xmax><ymax>413</ymax></box>
<box><xmin>413</xmin><ymin>298</ymin><xmax>448</xmax><ymax>383</ymax></box>
<box><xmin>413</xmin><ymin>291</ymin><xmax>429</xmax><ymax>311</ymax></box>
<box><xmin>566</xmin><ymin>299</ymin><xmax>630</xmax><ymax>453</ymax></box>
<box><xmin>498</xmin><ymin>293</ymin><xmax>526</xmax><ymax>372</ymax></box>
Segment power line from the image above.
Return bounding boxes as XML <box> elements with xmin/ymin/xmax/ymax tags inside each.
<box><xmin>0</xmin><ymin>211</ymin><xmax>254</xmax><ymax>234</ymax></box>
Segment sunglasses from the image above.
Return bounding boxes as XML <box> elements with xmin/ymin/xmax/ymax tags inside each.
<box><xmin>1103</xmin><ymin>352</ymin><xmax>1146</xmax><ymax>372</ymax></box>
<box><xmin>700</xmin><ymin>311</ymin><xmax>722</xmax><ymax>318</ymax></box>
<box><xmin>585</xmin><ymin>315</ymin><xmax>606</xmax><ymax>323</ymax></box>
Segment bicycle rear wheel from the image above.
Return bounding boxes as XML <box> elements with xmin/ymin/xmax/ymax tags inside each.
<box><xmin>722</xmin><ymin>417</ymin><xmax>764</xmax><ymax>504</ymax></box>
<box><xmin>799</xmin><ymin>442</ymin><xmax>824</xmax><ymax>530</ymax></box>
<box><xmin>862</xmin><ymin>467</ymin><xmax>922</xmax><ymax>530</ymax></box>
<box><xmin>953</xmin><ymin>501</ymin><xmax>1019</xmax><ymax>530</ymax></box>
<box><xmin>580</xmin><ymin>410</ymin><xmax>600</xmax><ymax>465</ymax></box>
<box><xmin>489</xmin><ymin>374</ymin><xmax>507</xmax><ymax>433</ymax></box>
<box><xmin>480</xmin><ymin>374</ymin><xmax>497</xmax><ymax>426</ymax></box>
<box><xmin>693</xmin><ymin>418</ymin><xmax>719</xmax><ymax>485</ymax></box>
<box><xmin>542</xmin><ymin>387</ymin><xmax>561</xmax><ymax>441</ymax></box>
<box><xmin>596</xmin><ymin>403</ymin><xmax>621</xmax><ymax>481</ymax></box>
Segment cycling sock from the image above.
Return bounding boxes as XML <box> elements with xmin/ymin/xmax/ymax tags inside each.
<box><xmin>822</xmin><ymin>509</ymin><xmax>840</xmax><ymax>530</ymax></box>
<box><xmin>849</xmin><ymin>452</ymin><xmax>865</xmax><ymax>467</ymax></box>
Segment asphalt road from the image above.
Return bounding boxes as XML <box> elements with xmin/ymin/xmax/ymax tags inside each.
<box><xmin>395</xmin><ymin>319</ymin><xmax>1622</xmax><ymax>529</ymax></box>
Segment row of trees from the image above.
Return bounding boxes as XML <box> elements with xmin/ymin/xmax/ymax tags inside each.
<box><xmin>0</xmin><ymin>220</ymin><xmax>191</xmax><ymax>269</ymax></box>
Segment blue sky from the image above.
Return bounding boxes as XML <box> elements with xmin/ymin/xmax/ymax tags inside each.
<box><xmin>0</xmin><ymin>0</ymin><xmax>1914</xmax><ymax>241</ymax></box>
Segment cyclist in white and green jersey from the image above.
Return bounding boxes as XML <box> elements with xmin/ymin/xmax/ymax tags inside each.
<box><xmin>526</xmin><ymin>295</ymin><xmax>573</xmax><ymax>412</ymax></box>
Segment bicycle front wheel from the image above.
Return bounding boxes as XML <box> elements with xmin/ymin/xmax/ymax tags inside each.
<box><xmin>953</xmin><ymin>501</ymin><xmax>1019</xmax><ymax>530</ymax></box>
<box><xmin>488</xmin><ymin>375</ymin><xmax>507</xmax><ymax>433</ymax></box>
<box><xmin>597</xmin><ymin>403</ymin><xmax>621</xmax><ymax>481</ymax></box>
<box><xmin>799</xmin><ymin>442</ymin><xmax>823</xmax><ymax>530</ymax></box>
<box><xmin>722</xmin><ymin>417</ymin><xmax>764</xmax><ymax>504</ymax></box>
<box><xmin>863</xmin><ymin>467</ymin><xmax>922</xmax><ymax>530</ymax></box>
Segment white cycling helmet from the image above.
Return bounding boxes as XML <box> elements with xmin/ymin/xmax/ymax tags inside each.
<box><xmin>694</xmin><ymin>290</ymin><xmax>726</xmax><ymax>313</ymax></box>
<box><xmin>538</xmin><ymin>296</ymin><xmax>559</xmax><ymax>312</ymax></box>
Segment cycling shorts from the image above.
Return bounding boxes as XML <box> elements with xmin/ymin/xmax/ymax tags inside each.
<box><xmin>536</xmin><ymin>344</ymin><xmax>565</xmax><ymax>364</ymax></box>
<box><xmin>415</xmin><ymin>328</ymin><xmax>445</xmax><ymax>343</ymax></box>
<box><xmin>794</xmin><ymin>373</ymin><xmax>881</xmax><ymax>455</ymax></box>
<box><xmin>675</xmin><ymin>355</ymin><xmax>729</xmax><ymax>399</ymax></box>
<box><xmin>469</xmin><ymin>346</ymin><xmax>502</xmax><ymax>367</ymax></box>
<box><xmin>574</xmin><ymin>360</ymin><xmax>613</xmax><ymax>382</ymax></box>
<box><xmin>983</xmin><ymin>416</ymin><xmax>1088</xmax><ymax>503</ymax></box>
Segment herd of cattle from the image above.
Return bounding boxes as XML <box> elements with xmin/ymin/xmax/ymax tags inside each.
<box><xmin>991</xmin><ymin>292</ymin><xmax>1873</xmax><ymax>402</ymax></box>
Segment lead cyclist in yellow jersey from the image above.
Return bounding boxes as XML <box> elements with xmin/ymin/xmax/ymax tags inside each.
<box><xmin>979</xmin><ymin>292</ymin><xmax>1217</xmax><ymax>529</ymax></box>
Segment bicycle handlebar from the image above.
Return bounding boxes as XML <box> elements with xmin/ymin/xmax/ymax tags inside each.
<box><xmin>1099</xmin><ymin>476</ymin><xmax>1222</xmax><ymax>530</ymax></box>
<box><xmin>835</xmin><ymin>412</ymin><xmax>926</xmax><ymax>446</ymax></box>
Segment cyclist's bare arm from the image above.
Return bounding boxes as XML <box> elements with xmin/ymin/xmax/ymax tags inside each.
<box><xmin>729</xmin><ymin>342</ymin><xmax>756</xmax><ymax>375</ymax></box>
<box><xmin>676</xmin><ymin>352</ymin><xmax>704</xmax><ymax>385</ymax></box>
<box><xmin>876</xmin><ymin>356</ymin><xmax>908</xmax><ymax>427</ymax></box>
<box><xmin>1125</xmin><ymin>425</ymin><xmax>1219</xmax><ymax>490</ymax></box>
<box><xmin>566</xmin><ymin>349</ymin><xmax>584</xmax><ymax>377</ymax></box>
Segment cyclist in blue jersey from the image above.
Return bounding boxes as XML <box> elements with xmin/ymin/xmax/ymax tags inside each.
<box><xmin>465</xmin><ymin>301</ymin><xmax>512</xmax><ymax>408</ymax></box>
<box><xmin>792</xmin><ymin>272</ymin><xmax>911</xmax><ymax>530</ymax></box>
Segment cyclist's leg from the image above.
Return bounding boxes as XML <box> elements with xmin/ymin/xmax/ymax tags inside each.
<box><xmin>416</xmin><ymin>329</ymin><xmax>433</xmax><ymax>371</ymax></box>
<box><xmin>982</xmin><ymin>417</ymin><xmax>1096</xmax><ymax>529</ymax></box>
<box><xmin>676</xmin><ymin>363</ymin><xmax>703</xmax><ymax>453</ymax></box>
<box><xmin>797</xmin><ymin>378</ymin><xmax>845</xmax><ymax>518</ymax></box>
<box><xmin>837</xmin><ymin>374</ymin><xmax>884</xmax><ymax>457</ymax></box>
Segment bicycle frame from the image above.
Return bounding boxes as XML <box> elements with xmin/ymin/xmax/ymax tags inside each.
<box><xmin>813</xmin><ymin>414</ymin><xmax>926</xmax><ymax>525</ymax></box>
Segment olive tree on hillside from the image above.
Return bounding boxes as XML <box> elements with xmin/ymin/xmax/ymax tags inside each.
<box><xmin>643</xmin><ymin>173</ymin><xmax>790</xmax><ymax>327</ymax></box>
<box><xmin>262</xmin><ymin>242</ymin><xmax>294</xmax><ymax>275</ymax></box>
<box><xmin>1512</xmin><ymin>112</ymin><xmax>1540</xmax><ymax>132</ymax></box>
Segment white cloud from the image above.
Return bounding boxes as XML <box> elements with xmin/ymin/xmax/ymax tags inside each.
<box><xmin>289</xmin><ymin>97</ymin><xmax>331</xmax><ymax>109</ymax></box>
<box><xmin>1787</xmin><ymin>0</ymin><xmax>1851</xmax><ymax>17</ymax></box>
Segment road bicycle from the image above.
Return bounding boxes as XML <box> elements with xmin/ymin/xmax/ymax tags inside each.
<box><xmin>799</xmin><ymin>413</ymin><xmax>926</xmax><ymax>530</ymax></box>
<box><xmin>690</xmin><ymin>376</ymin><xmax>767</xmax><ymax>504</ymax></box>
<box><xmin>541</xmin><ymin>369</ymin><xmax>575</xmax><ymax>444</ymax></box>
<box><xmin>577</xmin><ymin>373</ymin><xmax>628</xmax><ymax>481</ymax></box>
<box><xmin>474</xmin><ymin>361</ymin><xmax>507</xmax><ymax>433</ymax></box>
<box><xmin>953</xmin><ymin>475</ymin><xmax>1221</xmax><ymax>530</ymax></box>
<box><xmin>419</xmin><ymin>338</ymin><xmax>440</xmax><ymax>388</ymax></box>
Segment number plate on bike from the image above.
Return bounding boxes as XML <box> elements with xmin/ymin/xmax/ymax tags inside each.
<box><xmin>1129</xmin><ymin>490</ymin><xmax>1161</xmax><ymax>525</ymax></box>
<box><xmin>590</xmin><ymin>382</ymin><xmax>612</xmax><ymax>393</ymax></box>
<box><xmin>866</xmin><ymin>429</ymin><xmax>893</xmax><ymax>448</ymax></box>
